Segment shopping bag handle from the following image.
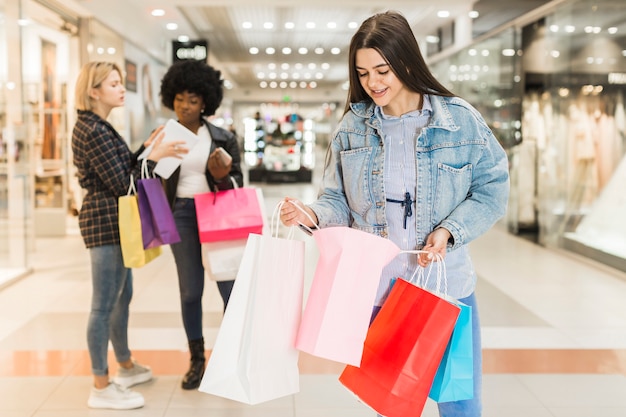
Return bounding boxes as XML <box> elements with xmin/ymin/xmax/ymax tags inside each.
<box><xmin>140</xmin><ymin>158</ymin><xmax>153</xmax><ymax>180</ymax></box>
<box><xmin>126</xmin><ymin>174</ymin><xmax>137</xmax><ymax>196</ymax></box>
<box><xmin>400</xmin><ymin>250</ymin><xmax>448</xmax><ymax>295</ymax></box>
<box><xmin>211</xmin><ymin>176</ymin><xmax>239</xmax><ymax>205</ymax></box>
<box><xmin>285</xmin><ymin>200</ymin><xmax>320</xmax><ymax>236</ymax></box>
<box><xmin>272</xmin><ymin>201</ymin><xmax>296</xmax><ymax>240</ymax></box>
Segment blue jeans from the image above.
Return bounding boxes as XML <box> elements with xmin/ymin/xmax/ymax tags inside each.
<box><xmin>170</xmin><ymin>198</ymin><xmax>234</xmax><ymax>342</ymax></box>
<box><xmin>374</xmin><ymin>293</ymin><xmax>482</xmax><ymax>417</ymax></box>
<box><xmin>87</xmin><ymin>244</ymin><xmax>133</xmax><ymax>376</ymax></box>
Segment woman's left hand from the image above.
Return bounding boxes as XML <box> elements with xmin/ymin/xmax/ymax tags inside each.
<box><xmin>207</xmin><ymin>148</ymin><xmax>232</xmax><ymax>181</ymax></box>
<box><xmin>143</xmin><ymin>125</ymin><xmax>165</xmax><ymax>148</ymax></box>
<box><xmin>418</xmin><ymin>228</ymin><xmax>451</xmax><ymax>267</ymax></box>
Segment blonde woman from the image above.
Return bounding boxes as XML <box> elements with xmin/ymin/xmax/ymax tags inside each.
<box><xmin>72</xmin><ymin>61</ymin><xmax>185</xmax><ymax>409</ymax></box>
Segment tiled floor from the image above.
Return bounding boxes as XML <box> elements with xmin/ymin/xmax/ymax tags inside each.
<box><xmin>3</xmin><ymin>154</ymin><xmax>626</xmax><ymax>416</ymax></box>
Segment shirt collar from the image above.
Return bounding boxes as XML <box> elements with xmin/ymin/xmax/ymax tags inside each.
<box><xmin>375</xmin><ymin>94</ymin><xmax>433</xmax><ymax>120</ymax></box>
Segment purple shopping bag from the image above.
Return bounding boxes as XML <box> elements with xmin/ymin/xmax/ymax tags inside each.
<box><xmin>137</xmin><ymin>165</ymin><xmax>181</xmax><ymax>249</ymax></box>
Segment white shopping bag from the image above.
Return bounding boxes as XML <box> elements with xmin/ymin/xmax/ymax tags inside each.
<box><xmin>201</xmin><ymin>238</ymin><xmax>247</xmax><ymax>281</ymax></box>
<box><xmin>199</xmin><ymin>204</ymin><xmax>304</xmax><ymax>404</ymax></box>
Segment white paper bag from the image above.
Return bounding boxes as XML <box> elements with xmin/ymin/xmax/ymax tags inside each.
<box><xmin>201</xmin><ymin>238</ymin><xmax>247</xmax><ymax>281</ymax></box>
<box><xmin>199</xmin><ymin>231</ymin><xmax>304</xmax><ymax>404</ymax></box>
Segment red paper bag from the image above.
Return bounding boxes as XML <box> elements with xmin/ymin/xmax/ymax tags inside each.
<box><xmin>339</xmin><ymin>278</ymin><xmax>460</xmax><ymax>417</ymax></box>
<box><xmin>194</xmin><ymin>187</ymin><xmax>264</xmax><ymax>242</ymax></box>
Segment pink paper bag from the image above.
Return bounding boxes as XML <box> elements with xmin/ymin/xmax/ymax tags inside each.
<box><xmin>296</xmin><ymin>226</ymin><xmax>400</xmax><ymax>365</ymax></box>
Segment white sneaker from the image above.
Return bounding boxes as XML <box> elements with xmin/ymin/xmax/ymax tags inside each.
<box><xmin>113</xmin><ymin>361</ymin><xmax>153</xmax><ymax>388</ymax></box>
<box><xmin>87</xmin><ymin>382</ymin><xmax>144</xmax><ymax>410</ymax></box>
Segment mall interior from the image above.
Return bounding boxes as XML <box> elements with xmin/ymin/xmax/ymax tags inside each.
<box><xmin>1</xmin><ymin>0</ymin><xmax>626</xmax><ymax>415</ymax></box>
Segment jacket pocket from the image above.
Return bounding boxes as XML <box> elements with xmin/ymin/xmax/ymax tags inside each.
<box><xmin>433</xmin><ymin>162</ymin><xmax>472</xmax><ymax>220</ymax></box>
<box><xmin>340</xmin><ymin>147</ymin><xmax>373</xmax><ymax>217</ymax></box>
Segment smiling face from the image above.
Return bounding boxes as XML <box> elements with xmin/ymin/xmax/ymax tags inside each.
<box><xmin>355</xmin><ymin>48</ymin><xmax>417</xmax><ymax>117</ymax></box>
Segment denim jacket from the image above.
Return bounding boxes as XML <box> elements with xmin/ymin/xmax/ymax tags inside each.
<box><xmin>308</xmin><ymin>95</ymin><xmax>510</xmax><ymax>298</ymax></box>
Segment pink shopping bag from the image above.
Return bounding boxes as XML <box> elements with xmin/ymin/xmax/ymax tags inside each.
<box><xmin>296</xmin><ymin>226</ymin><xmax>400</xmax><ymax>366</ymax></box>
<box><xmin>194</xmin><ymin>187</ymin><xmax>264</xmax><ymax>242</ymax></box>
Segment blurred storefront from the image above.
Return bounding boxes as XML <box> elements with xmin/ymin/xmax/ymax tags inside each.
<box><xmin>430</xmin><ymin>0</ymin><xmax>626</xmax><ymax>270</ymax></box>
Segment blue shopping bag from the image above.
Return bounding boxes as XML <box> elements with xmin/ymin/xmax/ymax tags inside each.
<box><xmin>428</xmin><ymin>301</ymin><xmax>473</xmax><ymax>403</ymax></box>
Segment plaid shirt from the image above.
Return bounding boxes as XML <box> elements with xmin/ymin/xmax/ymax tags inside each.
<box><xmin>72</xmin><ymin>110</ymin><xmax>154</xmax><ymax>248</ymax></box>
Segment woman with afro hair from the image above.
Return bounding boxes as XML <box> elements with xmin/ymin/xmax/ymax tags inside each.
<box><xmin>159</xmin><ymin>59</ymin><xmax>243</xmax><ymax>390</ymax></box>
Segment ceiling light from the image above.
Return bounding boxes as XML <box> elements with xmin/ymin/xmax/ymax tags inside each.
<box><xmin>295</xmin><ymin>63</ymin><xmax>303</xmax><ymax>70</ymax></box>
<box><xmin>269</xmin><ymin>81</ymin><xmax>278</xmax><ymax>88</ymax></box>
<box><xmin>549</xmin><ymin>25</ymin><xmax>559</xmax><ymax>32</ymax></box>
<box><xmin>282</xmin><ymin>47</ymin><xmax>292</xmax><ymax>55</ymax></box>
<box><xmin>266</xmin><ymin>47</ymin><xmax>275</xmax><ymax>55</ymax></box>
<box><xmin>437</xmin><ymin>11</ymin><xmax>450</xmax><ymax>18</ymax></box>
<box><xmin>306</xmin><ymin>22</ymin><xmax>316</xmax><ymax>29</ymax></box>
<box><xmin>608</xmin><ymin>27</ymin><xmax>618</xmax><ymax>34</ymax></box>
<box><xmin>348</xmin><ymin>22</ymin><xmax>358</xmax><ymax>29</ymax></box>
<box><xmin>309</xmin><ymin>81</ymin><xmax>317</xmax><ymax>88</ymax></box>
<box><xmin>502</xmin><ymin>49</ymin><xmax>515</xmax><ymax>56</ymax></box>
<box><xmin>285</xmin><ymin>22</ymin><xmax>295</xmax><ymax>29</ymax></box>
<box><xmin>107</xmin><ymin>47</ymin><xmax>116</xmax><ymax>55</ymax></box>
<box><xmin>151</xmin><ymin>9</ymin><xmax>165</xmax><ymax>17</ymax></box>
<box><xmin>260</xmin><ymin>81</ymin><xmax>268</xmax><ymax>88</ymax></box>
<box><xmin>314</xmin><ymin>47</ymin><xmax>324</xmax><ymax>54</ymax></box>
<box><xmin>330</xmin><ymin>47</ymin><xmax>340</xmax><ymax>55</ymax></box>
<box><xmin>178</xmin><ymin>35</ymin><xmax>190</xmax><ymax>42</ymax></box>
<box><xmin>166</xmin><ymin>23</ymin><xmax>178</xmax><ymax>30</ymax></box>
<box><xmin>327</xmin><ymin>22</ymin><xmax>337</xmax><ymax>29</ymax></box>
<box><xmin>565</xmin><ymin>25</ymin><xmax>575</xmax><ymax>32</ymax></box>
<box><xmin>308</xmin><ymin>63</ymin><xmax>317</xmax><ymax>70</ymax></box>
<box><xmin>290</xmin><ymin>81</ymin><xmax>298</xmax><ymax>88</ymax></box>
<box><xmin>426</xmin><ymin>36</ymin><xmax>439</xmax><ymax>44</ymax></box>
<box><xmin>242</xmin><ymin>21</ymin><xmax>252</xmax><ymax>29</ymax></box>
<box><xmin>298</xmin><ymin>47</ymin><xmax>308</xmax><ymax>54</ymax></box>
<box><xmin>321</xmin><ymin>63</ymin><xmax>330</xmax><ymax>70</ymax></box>
<box><xmin>469</xmin><ymin>11</ymin><xmax>479</xmax><ymax>19</ymax></box>
<box><xmin>249</xmin><ymin>47</ymin><xmax>259</xmax><ymax>54</ymax></box>
<box><xmin>17</xmin><ymin>19</ymin><xmax>30</xmax><ymax>26</ymax></box>
<box><xmin>263</xmin><ymin>22</ymin><xmax>273</xmax><ymax>29</ymax></box>
<box><xmin>281</xmin><ymin>63</ymin><xmax>290</xmax><ymax>70</ymax></box>
<box><xmin>268</xmin><ymin>63</ymin><xmax>276</xmax><ymax>70</ymax></box>
<box><xmin>300</xmin><ymin>81</ymin><xmax>308</xmax><ymax>88</ymax></box>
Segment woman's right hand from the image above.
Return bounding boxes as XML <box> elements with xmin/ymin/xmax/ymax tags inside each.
<box><xmin>280</xmin><ymin>197</ymin><xmax>318</xmax><ymax>227</ymax></box>
<box><xmin>146</xmin><ymin>131</ymin><xmax>188</xmax><ymax>162</ymax></box>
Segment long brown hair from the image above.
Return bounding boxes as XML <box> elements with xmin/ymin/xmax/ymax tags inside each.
<box><xmin>345</xmin><ymin>11</ymin><xmax>454</xmax><ymax>113</ymax></box>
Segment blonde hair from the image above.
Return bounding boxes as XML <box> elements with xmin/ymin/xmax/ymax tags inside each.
<box><xmin>74</xmin><ymin>61</ymin><xmax>123</xmax><ymax>111</ymax></box>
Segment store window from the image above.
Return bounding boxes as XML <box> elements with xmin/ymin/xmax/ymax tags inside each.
<box><xmin>521</xmin><ymin>0</ymin><xmax>626</xmax><ymax>269</ymax></box>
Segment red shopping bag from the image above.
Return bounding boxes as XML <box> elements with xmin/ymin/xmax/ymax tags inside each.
<box><xmin>194</xmin><ymin>187</ymin><xmax>264</xmax><ymax>242</ymax></box>
<box><xmin>295</xmin><ymin>226</ymin><xmax>400</xmax><ymax>366</ymax></box>
<box><xmin>339</xmin><ymin>278</ymin><xmax>460</xmax><ymax>417</ymax></box>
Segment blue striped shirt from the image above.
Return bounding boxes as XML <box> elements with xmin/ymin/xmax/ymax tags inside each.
<box><xmin>374</xmin><ymin>96</ymin><xmax>432</xmax><ymax>306</ymax></box>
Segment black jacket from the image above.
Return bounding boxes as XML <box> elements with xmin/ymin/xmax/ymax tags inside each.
<box><xmin>163</xmin><ymin>118</ymin><xmax>243</xmax><ymax>208</ymax></box>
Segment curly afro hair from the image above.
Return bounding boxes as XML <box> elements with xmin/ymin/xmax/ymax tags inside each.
<box><xmin>160</xmin><ymin>60</ymin><xmax>223</xmax><ymax>117</ymax></box>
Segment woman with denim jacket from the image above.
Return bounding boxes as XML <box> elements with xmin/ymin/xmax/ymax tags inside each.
<box><xmin>280</xmin><ymin>11</ymin><xmax>509</xmax><ymax>417</ymax></box>
<box><xmin>159</xmin><ymin>59</ymin><xmax>243</xmax><ymax>390</ymax></box>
